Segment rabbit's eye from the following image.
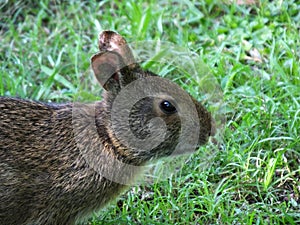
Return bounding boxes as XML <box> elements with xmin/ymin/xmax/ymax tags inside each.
<box><xmin>159</xmin><ymin>100</ymin><xmax>177</xmax><ymax>114</ymax></box>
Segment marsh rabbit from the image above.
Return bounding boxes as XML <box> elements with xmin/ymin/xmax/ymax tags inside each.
<box><xmin>0</xmin><ymin>30</ymin><xmax>214</xmax><ymax>225</ymax></box>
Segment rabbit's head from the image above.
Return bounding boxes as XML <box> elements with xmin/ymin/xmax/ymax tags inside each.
<box><xmin>91</xmin><ymin>31</ymin><xmax>214</xmax><ymax>165</ymax></box>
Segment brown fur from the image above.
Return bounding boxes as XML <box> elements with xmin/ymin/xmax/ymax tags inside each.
<box><xmin>0</xmin><ymin>31</ymin><xmax>214</xmax><ymax>225</ymax></box>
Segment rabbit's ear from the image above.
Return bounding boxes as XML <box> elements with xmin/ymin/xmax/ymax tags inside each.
<box><xmin>98</xmin><ymin>30</ymin><xmax>136</xmax><ymax>67</ymax></box>
<box><xmin>91</xmin><ymin>31</ymin><xmax>143</xmax><ymax>94</ymax></box>
<box><xmin>91</xmin><ymin>51</ymin><xmax>142</xmax><ymax>94</ymax></box>
<box><xmin>91</xmin><ymin>51</ymin><xmax>124</xmax><ymax>92</ymax></box>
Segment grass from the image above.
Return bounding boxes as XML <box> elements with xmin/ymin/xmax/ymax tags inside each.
<box><xmin>1</xmin><ymin>0</ymin><xmax>300</xmax><ymax>224</ymax></box>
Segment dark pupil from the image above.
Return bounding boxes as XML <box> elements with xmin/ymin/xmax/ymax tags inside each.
<box><xmin>160</xmin><ymin>100</ymin><xmax>177</xmax><ymax>114</ymax></box>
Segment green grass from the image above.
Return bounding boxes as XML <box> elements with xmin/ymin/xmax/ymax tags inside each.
<box><xmin>1</xmin><ymin>0</ymin><xmax>300</xmax><ymax>224</ymax></box>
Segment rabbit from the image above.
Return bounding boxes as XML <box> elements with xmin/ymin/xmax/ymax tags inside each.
<box><xmin>0</xmin><ymin>30</ymin><xmax>214</xmax><ymax>225</ymax></box>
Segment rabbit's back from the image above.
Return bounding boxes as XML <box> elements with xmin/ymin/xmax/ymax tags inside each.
<box><xmin>0</xmin><ymin>97</ymin><xmax>71</xmax><ymax>170</ymax></box>
<box><xmin>0</xmin><ymin>97</ymin><xmax>72</xmax><ymax>224</ymax></box>
<box><xmin>0</xmin><ymin>97</ymin><xmax>125</xmax><ymax>225</ymax></box>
